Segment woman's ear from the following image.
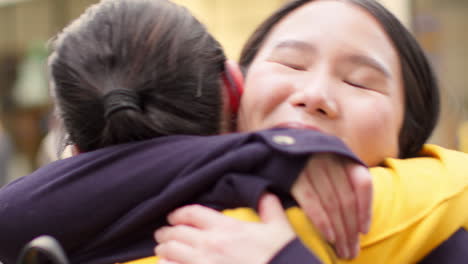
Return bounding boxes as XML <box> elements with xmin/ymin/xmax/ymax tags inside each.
<box><xmin>222</xmin><ymin>60</ymin><xmax>244</xmax><ymax>114</ymax></box>
<box><xmin>70</xmin><ymin>145</ymin><xmax>81</xmax><ymax>156</ymax></box>
<box><xmin>225</xmin><ymin>60</ymin><xmax>244</xmax><ymax>95</ymax></box>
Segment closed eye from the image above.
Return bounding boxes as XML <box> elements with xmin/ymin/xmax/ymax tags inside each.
<box><xmin>285</xmin><ymin>63</ymin><xmax>307</xmax><ymax>71</ymax></box>
<box><xmin>344</xmin><ymin>80</ymin><xmax>367</xmax><ymax>89</ymax></box>
<box><xmin>271</xmin><ymin>60</ymin><xmax>307</xmax><ymax>71</ymax></box>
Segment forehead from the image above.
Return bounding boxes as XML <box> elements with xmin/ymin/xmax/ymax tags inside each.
<box><xmin>258</xmin><ymin>1</ymin><xmax>400</xmax><ymax>70</ymax></box>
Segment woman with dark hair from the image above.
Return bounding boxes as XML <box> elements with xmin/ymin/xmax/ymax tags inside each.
<box><xmin>238</xmin><ymin>0</ymin><xmax>439</xmax><ymax>161</ymax></box>
<box><xmin>152</xmin><ymin>0</ymin><xmax>467</xmax><ymax>263</ymax></box>
<box><xmin>0</xmin><ymin>0</ymin><xmax>369</xmax><ymax>263</ymax></box>
<box><xmin>49</xmin><ymin>0</ymin><xmax>227</xmax><ymax>150</ymax></box>
<box><xmin>0</xmin><ymin>0</ymin><xmax>465</xmax><ymax>263</ymax></box>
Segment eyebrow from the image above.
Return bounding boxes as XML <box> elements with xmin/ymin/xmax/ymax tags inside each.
<box><xmin>272</xmin><ymin>40</ymin><xmax>317</xmax><ymax>54</ymax></box>
<box><xmin>273</xmin><ymin>40</ymin><xmax>391</xmax><ymax>78</ymax></box>
<box><xmin>347</xmin><ymin>54</ymin><xmax>392</xmax><ymax>79</ymax></box>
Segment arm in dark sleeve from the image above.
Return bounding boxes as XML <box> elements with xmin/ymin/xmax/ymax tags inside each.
<box><xmin>252</xmin><ymin>128</ymin><xmax>364</xmax><ymax>191</ymax></box>
<box><xmin>0</xmin><ymin>133</ymin><xmax>283</xmax><ymax>263</ymax></box>
<box><xmin>198</xmin><ymin>129</ymin><xmax>363</xmax><ymax>210</ymax></box>
<box><xmin>0</xmin><ymin>136</ymin><xmax>241</xmax><ymax>263</ymax></box>
<box><xmin>0</xmin><ymin>129</ymin><xmax>359</xmax><ymax>264</ymax></box>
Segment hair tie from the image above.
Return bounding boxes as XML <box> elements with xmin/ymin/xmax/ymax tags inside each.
<box><xmin>103</xmin><ymin>89</ymin><xmax>142</xmax><ymax>118</ymax></box>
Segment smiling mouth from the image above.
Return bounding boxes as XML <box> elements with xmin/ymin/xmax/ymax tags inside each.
<box><xmin>273</xmin><ymin>122</ymin><xmax>322</xmax><ymax>132</ymax></box>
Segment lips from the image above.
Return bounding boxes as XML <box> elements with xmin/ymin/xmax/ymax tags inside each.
<box><xmin>273</xmin><ymin>122</ymin><xmax>322</xmax><ymax>132</ymax></box>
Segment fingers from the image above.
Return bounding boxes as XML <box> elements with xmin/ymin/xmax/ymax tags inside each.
<box><xmin>158</xmin><ymin>259</ymin><xmax>179</xmax><ymax>264</ymax></box>
<box><xmin>327</xmin><ymin>159</ymin><xmax>359</xmax><ymax>259</ymax></box>
<box><xmin>258</xmin><ymin>193</ymin><xmax>289</xmax><ymax>224</ymax></box>
<box><xmin>155</xmin><ymin>240</ymin><xmax>197</xmax><ymax>264</ymax></box>
<box><xmin>308</xmin><ymin>156</ymin><xmax>351</xmax><ymax>259</ymax></box>
<box><xmin>346</xmin><ymin>163</ymin><xmax>373</xmax><ymax>234</ymax></box>
<box><xmin>258</xmin><ymin>193</ymin><xmax>296</xmax><ymax>249</ymax></box>
<box><xmin>291</xmin><ymin>172</ymin><xmax>336</xmax><ymax>243</ymax></box>
<box><xmin>168</xmin><ymin>204</ymin><xmax>232</xmax><ymax>229</ymax></box>
<box><xmin>155</xmin><ymin>225</ymin><xmax>202</xmax><ymax>247</ymax></box>
<box><xmin>308</xmin><ymin>157</ymin><xmax>347</xmax><ymax>248</ymax></box>
<box><xmin>295</xmin><ymin>154</ymin><xmax>367</xmax><ymax>259</ymax></box>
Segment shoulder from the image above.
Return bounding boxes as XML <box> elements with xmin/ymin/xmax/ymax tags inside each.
<box><xmin>366</xmin><ymin>144</ymin><xmax>468</xmax><ymax>257</ymax></box>
<box><xmin>378</xmin><ymin>144</ymin><xmax>468</xmax><ymax>189</ymax></box>
<box><xmin>420</xmin><ymin>144</ymin><xmax>468</xmax><ymax>172</ymax></box>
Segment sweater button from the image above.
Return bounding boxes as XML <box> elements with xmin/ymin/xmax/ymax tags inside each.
<box><xmin>272</xmin><ymin>135</ymin><xmax>296</xmax><ymax>146</ymax></box>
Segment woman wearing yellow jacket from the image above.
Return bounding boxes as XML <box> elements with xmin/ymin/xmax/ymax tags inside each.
<box><xmin>152</xmin><ymin>0</ymin><xmax>467</xmax><ymax>263</ymax></box>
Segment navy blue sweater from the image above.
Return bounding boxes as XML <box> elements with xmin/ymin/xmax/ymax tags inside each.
<box><xmin>0</xmin><ymin>128</ymin><xmax>361</xmax><ymax>264</ymax></box>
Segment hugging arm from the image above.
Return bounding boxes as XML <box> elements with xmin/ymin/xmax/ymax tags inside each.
<box><xmin>193</xmin><ymin>129</ymin><xmax>371</xmax><ymax>258</ymax></box>
<box><xmin>0</xmin><ymin>128</ymin><xmax>365</xmax><ymax>264</ymax></box>
<box><xmin>155</xmin><ymin>145</ymin><xmax>468</xmax><ymax>264</ymax></box>
<box><xmin>152</xmin><ymin>130</ymin><xmax>371</xmax><ymax>263</ymax></box>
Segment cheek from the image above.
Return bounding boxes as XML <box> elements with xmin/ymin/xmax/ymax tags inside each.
<box><xmin>238</xmin><ymin>65</ymin><xmax>294</xmax><ymax>131</ymax></box>
<box><xmin>345</xmin><ymin>97</ymin><xmax>403</xmax><ymax>165</ymax></box>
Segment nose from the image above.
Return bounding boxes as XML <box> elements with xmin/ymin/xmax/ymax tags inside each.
<box><xmin>289</xmin><ymin>76</ymin><xmax>339</xmax><ymax>119</ymax></box>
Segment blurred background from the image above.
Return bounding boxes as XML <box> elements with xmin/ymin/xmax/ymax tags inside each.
<box><xmin>0</xmin><ymin>0</ymin><xmax>466</xmax><ymax>185</ymax></box>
